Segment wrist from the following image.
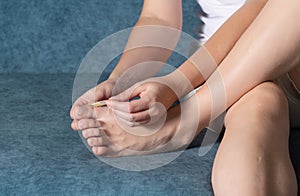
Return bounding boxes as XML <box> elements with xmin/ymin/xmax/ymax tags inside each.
<box><xmin>108</xmin><ymin>73</ymin><xmax>119</xmax><ymax>82</ymax></box>
<box><xmin>161</xmin><ymin>71</ymin><xmax>194</xmax><ymax>100</ymax></box>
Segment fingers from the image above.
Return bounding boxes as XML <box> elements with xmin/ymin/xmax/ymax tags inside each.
<box><xmin>107</xmin><ymin>98</ymin><xmax>168</xmax><ymax>127</ymax></box>
<box><xmin>106</xmin><ymin>101</ymin><xmax>131</xmax><ymax>113</ymax></box>
<box><xmin>110</xmin><ymin>84</ymin><xmax>141</xmax><ymax>102</ymax></box>
<box><xmin>108</xmin><ymin>83</ymin><xmax>149</xmax><ymax>112</ymax></box>
<box><xmin>107</xmin><ymin>97</ymin><xmax>152</xmax><ymax>126</ymax></box>
<box><xmin>112</xmin><ymin>109</ymin><xmax>151</xmax><ymax>125</ymax></box>
<box><xmin>107</xmin><ymin>97</ymin><xmax>150</xmax><ymax>113</ymax></box>
<box><xmin>128</xmin><ymin>98</ymin><xmax>152</xmax><ymax>113</ymax></box>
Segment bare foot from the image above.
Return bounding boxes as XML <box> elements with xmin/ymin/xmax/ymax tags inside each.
<box><xmin>70</xmin><ymin>104</ymin><xmax>194</xmax><ymax>158</ymax></box>
<box><xmin>70</xmin><ymin>79</ymin><xmax>116</xmax><ymax>119</ymax></box>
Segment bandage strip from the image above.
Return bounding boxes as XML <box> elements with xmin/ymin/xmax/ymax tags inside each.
<box><xmin>89</xmin><ymin>100</ymin><xmax>107</xmax><ymax>107</ymax></box>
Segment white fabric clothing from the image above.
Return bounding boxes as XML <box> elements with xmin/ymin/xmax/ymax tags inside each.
<box><xmin>196</xmin><ymin>0</ymin><xmax>246</xmax><ymax>43</ymax></box>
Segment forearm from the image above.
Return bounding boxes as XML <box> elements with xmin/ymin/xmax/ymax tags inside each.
<box><xmin>167</xmin><ymin>0</ymin><xmax>268</xmax><ymax>98</ymax></box>
<box><xmin>109</xmin><ymin>17</ymin><xmax>182</xmax><ymax>82</ymax></box>
<box><xmin>216</xmin><ymin>0</ymin><xmax>300</xmax><ymax>106</ymax></box>
<box><xmin>192</xmin><ymin>0</ymin><xmax>300</xmax><ymax>132</ymax></box>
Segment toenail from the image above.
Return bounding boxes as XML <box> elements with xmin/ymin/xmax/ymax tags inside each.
<box><xmin>87</xmin><ymin>139</ymin><xmax>93</xmax><ymax>146</ymax></box>
<box><xmin>76</xmin><ymin>107</ymin><xmax>85</xmax><ymax>117</ymax></box>
<box><xmin>78</xmin><ymin>121</ymin><xmax>84</xmax><ymax>129</ymax></box>
<box><xmin>71</xmin><ymin>122</ymin><xmax>76</xmax><ymax>130</ymax></box>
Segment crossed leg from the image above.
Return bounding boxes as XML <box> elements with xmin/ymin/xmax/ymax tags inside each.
<box><xmin>211</xmin><ymin>82</ymin><xmax>297</xmax><ymax>196</ymax></box>
<box><xmin>289</xmin><ymin>64</ymin><xmax>300</xmax><ymax>91</ymax></box>
<box><xmin>71</xmin><ymin>81</ymin><xmax>297</xmax><ymax>194</ymax></box>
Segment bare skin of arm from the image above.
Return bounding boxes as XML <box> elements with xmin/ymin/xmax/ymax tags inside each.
<box><xmin>71</xmin><ymin>0</ymin><xmax>300</xmax><ymax>157</ymax></box>
<box><xmin>108</xmin><ymin>0</ymin><xmax>183</xmax><ymax>81</ymax></box>
<box><xmin>184</xmin><ymin>0</ymin><xmax>300</xmax><ymax>136</ymax></box>
<box><xmin>72</xmin><ymin>0</ymin><xmax>300</xmax><ymax>141</ymax></box>
<box><xmin>70</xmin><ymin>2</ymin><xmax>299</xmax><ymax>195</ymax></box>
<box><xmin>70</xmin><ymin>0</ymin><xmax>182</xmax><ymax>117</ymax></box>
<box><xmin>178</xmin><ymin>0</ymin><xmax>268</xmax><ymax>88</ymax></box>
<box><xmin>107</xmin><ymin>0</ymin><xmax>268</xmax><ymax>125</ymax></box>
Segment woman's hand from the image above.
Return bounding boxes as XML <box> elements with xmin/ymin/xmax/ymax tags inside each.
<box><xmin>70</xmin><ymin>104</ymin><xmax>184</xmax><ymax>158</ymax></box>
<box><xmin>70</xmin><ymin>78</ymin><xmax>116</xmax><ymax>119</ymax></box>
<box><xmin>106</xmin><ymin>77</ymin><xmax>178</xmax><ymax>127</ymax></box>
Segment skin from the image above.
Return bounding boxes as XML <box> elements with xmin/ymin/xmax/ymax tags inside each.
<box><xmin>70</xmin><ymin>0</ymin><xmax>267</xmax><ymax>119</ymax></box>
<box><xmin>290</xmin><ymin>65</ymin><xmax>300</xmax><ymax>91</ymax></box>
<box><xmin>213</xmin><ymin>82</ymin><xmax>297</xmax><ymax>196</ymax></box>
<box><xmin>107</xmin><ymin>0</ymin><xmax>269</xmax><ymax>124</ymax></box>
<box><xmin>70</xmin><ymin>0</ymin><xmax>300</xmax><ymax>194</ymax></box>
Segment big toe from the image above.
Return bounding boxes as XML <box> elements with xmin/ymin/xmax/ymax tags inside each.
<box><xmin>74</xmin><ymin>105</ymin><xmax>96</xmax><ymax>119</ymax></box>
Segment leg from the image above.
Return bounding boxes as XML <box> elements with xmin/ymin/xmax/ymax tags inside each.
<box><xmin>212</xmin><ymin>82</ymin><xmax>297</xmax><ymax>196</ymax></box>
<box><xmin>289</xmin><ymin>62</ymin><xmax>300</xmax><ymax>91</ymax></box>
<box><xmin>288</xmin><ymin>63</ymin><xmax>300</xmax><ymax>128</ymax></box>
<box><xmin>199</xmin><ymin>0</ymin><xmax>300</xmax><ymax>112</ymax></box>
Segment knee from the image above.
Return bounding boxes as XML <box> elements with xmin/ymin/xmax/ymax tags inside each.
<box><xmin>224</xmin><ymin>82</ymin><xmax>288</xmax><ymax>127</ymax></box>
<box><xmin>213</xmin><ymin>83</ymin><xmax>292</xmax><ymax>195</ymax></box>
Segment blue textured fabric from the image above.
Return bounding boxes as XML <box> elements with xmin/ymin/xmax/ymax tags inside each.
<box><xmin>0</xmin><ymin>0</ymin><xmax>199</xmax><ymax>73</ymax></box>
<box><xmin>2</xmin><ymin>1</ymin><xmax>300</xmax><ymax>195</ymax></box>
<box><xmin>0</xmin><ymin>74</ymin><xmax>217</xmax><ymax>195</ymax></box>
<box><xmin>1</xmin><ymin>74</ymin><xmax>300</xmax><ymax>195</ymax></box>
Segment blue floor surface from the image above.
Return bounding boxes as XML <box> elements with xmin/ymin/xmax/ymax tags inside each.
<box><xmin>0</xmin><ymin>74</ymin><xmax>299</xmax><ymax>195</ymax></box>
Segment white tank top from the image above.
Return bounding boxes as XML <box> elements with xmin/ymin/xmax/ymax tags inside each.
<box><xmin>196</xmin><ymin>0</ymin><xmax>246</xmax><ymax>43</ymax></box>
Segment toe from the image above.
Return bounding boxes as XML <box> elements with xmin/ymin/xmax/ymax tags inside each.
<box><xmin>87</xmin><ymin>137</ymin><xmax>106</xmax><ymax>147</ymax></box>
<box><xmin>71</xmin><ymin>120</ymin><xmax>79</xmax><ymax>130</ymax></box>
<box><xmin>92</xmin><ymin>146</ymin><xmax>109</xmax><ymax>156</ymax></box>
<box><xmin>82</xmin><ymin>128</ymin><xmax>102</xmax><ymax>138</ymax></box>
<box><xmin>78</xmin><ymin>119</ymin><xmax>101</xmax><ymax>130</ymax></box>
<box><xmin>75</xmin><ymin>105</ymin><xmax>96</xmax><ymax>119</ymax></box>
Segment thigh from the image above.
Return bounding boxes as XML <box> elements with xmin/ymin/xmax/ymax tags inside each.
<box><xmin>279</xmin><ymin>60</ymin><xmax>300</xmax><ymax>128</ymax></box>
<box><xmin>284</xmin><ymin>62</ymin><xmax>300</xmax><ymax>128</ymax></box>
<box><xmin>288</xmin><ymin>56</ymin><xmax>300</xmax><ymax>91</ymax></box>
<box><xmin>212</xmin><ymin>82</ymin><xmax>296</xmax><ymax>195</ymax></box>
